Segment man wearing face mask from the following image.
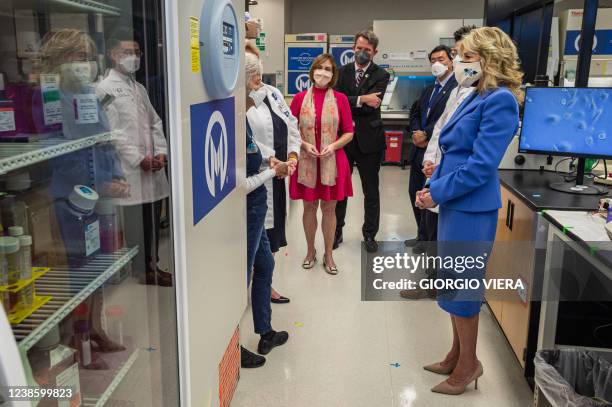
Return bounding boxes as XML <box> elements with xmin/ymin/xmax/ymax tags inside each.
<box><xmin>334</xmin><ymin>30</ymin><xmax>390</xmax><ymax>253</ymax></box>
<box><xmin>96</xmin><ymin>28</ymin><xmax>172</xmax><ymax>287</ymax></box>
<box><xmin>405</xmin><ymin>45</ymin><xmax>457</xmax><ymax>253</ymax></box>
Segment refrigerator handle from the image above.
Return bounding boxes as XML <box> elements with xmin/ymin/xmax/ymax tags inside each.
<box><xmin>0</xmin><ymin>309</ymin><xmax>31</xmax><ymax>407</ymax></box>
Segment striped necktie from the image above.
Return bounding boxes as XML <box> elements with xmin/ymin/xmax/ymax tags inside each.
<box><xmin>356</xmin><ymin>68</ymin><xmax>364</xmax><ymax>87</ymax></box>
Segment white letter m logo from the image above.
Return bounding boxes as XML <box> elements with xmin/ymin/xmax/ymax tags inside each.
<box><xmin>204</xmin><ymin>110</ymin><xmax>228</xmax><ymax>198</ymax></box>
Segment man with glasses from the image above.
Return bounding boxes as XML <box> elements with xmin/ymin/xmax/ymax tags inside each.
<box><xmin>97</xmin><ymin>28</ymin><xmax>172</xmax><ymax>287</ymax></box>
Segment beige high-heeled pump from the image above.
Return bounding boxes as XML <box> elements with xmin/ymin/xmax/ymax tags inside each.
<box><xmin>430</xmin><ymin>361</ymin><xmax>483</xmax><ymax>395</ymax></box>
<box><xmin>423</xmin><ymin>360</ymin><xmax>457</xmax><ymax>375</ymax></box>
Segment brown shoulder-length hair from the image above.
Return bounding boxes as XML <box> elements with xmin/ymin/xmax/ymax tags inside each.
<box><xmin>308</xmin><ymin>53</ymin><xmax>338</xmax><ymax>88</ymax></box>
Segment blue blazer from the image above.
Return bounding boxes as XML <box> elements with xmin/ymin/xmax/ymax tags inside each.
<box><xmin>429</xmin><ymin>87</ymin><xmax>519</xmax><ymax>212</ymax></box>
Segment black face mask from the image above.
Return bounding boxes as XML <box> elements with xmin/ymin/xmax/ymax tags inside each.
<box><xmin>355</xmin><ymin>50</ymin><xmax>372</xmax><ymax>66</ymax></box>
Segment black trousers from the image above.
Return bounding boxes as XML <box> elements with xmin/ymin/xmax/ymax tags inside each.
<box><xmin>123</xmin><ymin>200</ymin><xmax>163</xmax><ymax>273</ymax></box>
<box><xmin>408</xmin><ymin>149</ymin><xmax>427</xmax><ymax>241</ymax></box>
<box><xmin>421</xmin><ymin>210</ymin><xmax>438</xmax><ymax>242</ymax></box>
<box><xmin>336</xmin><ymin>146</ymin><xmax>381</xmax><ymax>239</ymax></box>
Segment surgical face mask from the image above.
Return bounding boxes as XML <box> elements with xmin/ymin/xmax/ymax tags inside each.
<box><xmin>249</xmin><ymin>86</ymin><xmax>266</xmax><ymax>106</ymax></box>
<box><xmin>354</xmin><ymin>49</ymin><xmax>372</xmax><ymax>66</ymax></box>
<box><xmin>119</xmin><ymin>55</ymin><xmax>140</xmax><ymax>73</ymax></box>
<box><xmin>60</xmin><ymin>61</ymin><xmax>96</xmax><ymax>87</ymax></box>
<box><xmin>313</xmin><ymin>69</ymin><xmax>333</xmax><ymax>87</ymax></box>
<box><xmin>454</xmin><ymin>59</ymin><xmax>483</xmax><ymax>87</ymax></box>
<box><xmin>431</xmin><ymin>61</ymin><xmax>448</xmax><ymax>78</ymax></box>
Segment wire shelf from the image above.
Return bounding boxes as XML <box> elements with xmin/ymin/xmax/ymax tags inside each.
<box><xmin>82</xmin><ymin>349</ymin><xmax>140</xmax><ymax>407</ymax></box>
<box><xmin>13</xmin><ymin>247</ymin><xmax>138</xmax><ymax>352</ymax></box>
<box><xmin>0</xmin><ymin>132</ymin><xmax>112</xmax><ymax>175</ymax></box>
<box><xmin>16</xmin><ymin>0</ymin><xmax>121</xmax><ymax>16</ymax></box>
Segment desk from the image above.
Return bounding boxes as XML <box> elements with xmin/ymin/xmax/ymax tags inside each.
<box><xmin>487</xmin><ymin>171</ymin><xmax>609</xmax><ymax>382</ymax></box>
<box><xmin>538</xmin><ymin>210</ymin><xmax>612</xmax><ymax>351</ymax></box>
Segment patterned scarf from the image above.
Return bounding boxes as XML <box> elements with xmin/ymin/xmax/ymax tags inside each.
<box><xmin>298</xmin><ymin>87</ymin><xmax>338</xmax><ymax>188</ymax></box>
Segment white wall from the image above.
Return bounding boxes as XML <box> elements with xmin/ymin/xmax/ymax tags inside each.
<box><xmin>249</xmin><ymin>0</ymin><xmax>285</xmax><ymax>74</ymax></box>
<box><xmin>288</xmin><ymin>0</ymin><xmax>485</xmax><ymax>34</ymax></box>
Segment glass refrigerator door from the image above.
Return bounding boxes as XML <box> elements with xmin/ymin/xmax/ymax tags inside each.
<box><xmin>0</xmin><ymin>1</ymin><xmax>179</xmax><ymax>406</ymax></box>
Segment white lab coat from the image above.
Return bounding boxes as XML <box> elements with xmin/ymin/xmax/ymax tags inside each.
<box><xmin>250</xmin><ymin>84</ymin><xmax>301</xmax><ymax>229</ymax></box>
<box><xmin>96</xmin><ymin>69</ymin><xmax>170</xmax><ymax>206</ymax></box>
<box><xmin>423</xmin><ymin>86</ymin><xmax>475</xmax><ymax>213</ymax></box>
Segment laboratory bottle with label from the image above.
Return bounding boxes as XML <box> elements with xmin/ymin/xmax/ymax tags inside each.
<box><xmin>55</xmin><ymin>185</ymin><xmax>101</xmax><ymax>268</ymax></box>
<box><xmin>73</xmin><ymin>320</ymin><xmax>92</xmax><ymax>367</ymax></box>
<box><xmin>0</xmin><ymin>73</ymin><xmax>17</xmax><ymax>138</ymax></box>
<box><xmin>96</xmin><ymin>199</ymin><xmax>123</xmax><ymax>254</ymax></box>
<box><xmin>0</xmin><ymin>236</ymin><xmax>19</xmax><ymax>311</ymax></box>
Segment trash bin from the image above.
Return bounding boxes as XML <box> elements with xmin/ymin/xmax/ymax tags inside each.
<box><xmin>384</xmin><ymin>131</ymin><xmax>403</xmax><ymax>164</ymax></box>
<box><xmin>534</xmin><ymin>349</ymin><xmax>612</xmax><ymax>407</ymax></box>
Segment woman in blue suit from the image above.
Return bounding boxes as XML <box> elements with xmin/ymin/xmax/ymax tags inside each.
<box><xmin>416</xmin><ymin>27</ymin><xmax>523</xmax><ymax>395</ymax></box>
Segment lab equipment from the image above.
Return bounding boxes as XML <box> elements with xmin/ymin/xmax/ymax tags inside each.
<box><xmin>284</xmin><ymin>33</ymin><xmax>328</xmax><ymax>96</ymax></box>
<box><xmin>329</xmin><ymin>35</ymin><xmax>355</xmax><ymax>67</ymax></box>
<box><xmin>1</xmin><ymin>236</ymin><xmax>20</xmax><ymax>286</ymax></box>
<box><xmin>18</xmin><ymin>235</ymin><xmax>32</xmax><ymax>280</ymax></box>
<box><xmin>519</xmin><ymin>87</ymin><xmax>611</xmax><ymax>195</ymax></box>
<box><xmin>55</xmin><ymin>185</ymin><xmax>101</xmax><ymax>268</ymax></box>
<box><xmin>200</xmin><ymin>0</ymin><xmax>240</xmax><ymax>99</ymax></box>
<box><xmin>381</xmin><ymin>75</ymin><xmax>435</xmax><ymax>118</ymax></box>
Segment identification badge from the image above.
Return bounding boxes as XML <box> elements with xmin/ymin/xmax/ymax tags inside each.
<box><xmin>73</xmin><ymin>94</ymin><xmax>99</xmax><ymax>125</ymax></box>
<box><xmin>247</xmin><ymin>141</ymin><xmax>259</xmax><ymax>154</ymax></box>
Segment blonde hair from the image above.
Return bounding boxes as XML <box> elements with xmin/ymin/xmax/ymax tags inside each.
<box><xmin>459</xmin><ymin>27</ymin><xmax>524</xmax><ymax>104</ymax></box>
<box><xmin>39</xmin><ymin>29</ymin><xmax>96</xmax><ymax>73</ymax></box>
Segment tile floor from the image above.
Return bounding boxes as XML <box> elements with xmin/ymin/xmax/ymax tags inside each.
<box><xmin>234</xmin><ymin>166</ymin><xmax>534</xmax><ymax>407</ymax></box>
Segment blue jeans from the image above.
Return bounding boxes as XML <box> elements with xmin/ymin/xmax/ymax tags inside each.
<box><xmin>247</xmin><ymin>188</ymin><xmax>274</xmax><ymax>334</ymax></box>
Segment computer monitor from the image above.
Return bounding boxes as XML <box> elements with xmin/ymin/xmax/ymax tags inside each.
<box><xmin>519</xmin><ymin>86</ymin><xmax>611</xmax><ymax>195</ymax></box>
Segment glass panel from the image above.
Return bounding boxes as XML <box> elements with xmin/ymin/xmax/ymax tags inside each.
<box><xmin>0</xmin><ymin>0</ymin><xmax>179</xmax><ymax>405</ymax></box>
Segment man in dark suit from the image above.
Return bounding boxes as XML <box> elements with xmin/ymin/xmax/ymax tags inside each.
<box><xmin>405</xmin><ymin>45</ymin><xmax>457</xmax><ymax>252</ymax></box>
<box><xmin>334</xmin><ymin>30</ymin><xmax>390</xmax><ymax>253</ymax></box>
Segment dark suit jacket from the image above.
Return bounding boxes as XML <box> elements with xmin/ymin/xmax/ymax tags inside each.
<box><xmin>407</xmin><ymin>75</ymin><xmax>458</xmax><ymax>164</ymax></box>
<box><xmin>335</xmin><ymin>63</ymin><xmax>390</xmax><ymax>155</ymax></box>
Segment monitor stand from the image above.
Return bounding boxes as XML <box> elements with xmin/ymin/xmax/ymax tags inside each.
<box><xmin>549</xmin><ymin>158</ymin><xmax>608</xmax><ymax>196</ymax></box>
<box><xmin>549</xmin><ymin>181</ymin><xmax>607</xmax><ymax>195</ymax></box>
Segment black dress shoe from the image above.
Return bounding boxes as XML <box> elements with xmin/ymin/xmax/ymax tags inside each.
<box><xmin>413</xmin><ymin>242</ymin><xmax>427</xmax><ymax>254</ymax></box>
<box><xmin>333</xmin><ymin>233</ymin><xmax>343</xmax><ymax>250</ymax></box>
<box><xmin>364</xmin><ymin>237</ymin><xmax>378</xmax><ymax>253</ymax></box>
<box><xmin>257</xmin><ymin>330</ymin><xmax>289</xmax><ymax>355</ymax></box>
<box><xmin>241</xmin><ymin>346</ymin><xmax>266</xmax><ymax>368</ymax></box>
<box><xmin>271</xmin><ymin>296</ymin><xmax>290</xmax><ymax>304</ymax></box>
<box><xmin>404</xmin><ymin>238</ymin><xmax>420</xmax><ymax>247</ymax></box>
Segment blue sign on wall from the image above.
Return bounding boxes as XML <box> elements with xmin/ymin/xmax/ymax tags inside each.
<box><xmin>190</xmin><ymin>97</ymin><xmax>236</xmax><ymax>225</ymax></box>
<box><xmin>287</xmin><ymin>71</ymin><xmax>312</xmax><ymax>95</ymax></box>
<box><xmin>564</xmin><ymin>29</ymin><xmax>612</xmax><ymax>55</ymax></box>
<box><xmin>331</xmin><ymin>47</ymin><xmax>355</xmax><ymax>67</ymax></box>
<box><xmin>287</xmin><ymin>46</ymin><xmax>325</xmax><ymax>71</ymax></box>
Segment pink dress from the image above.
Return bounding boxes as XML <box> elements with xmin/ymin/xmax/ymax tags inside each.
<box><xmin>289</xmin><ymin>87</ymin><xmax>354</xmax><ymax>202</ymax></box>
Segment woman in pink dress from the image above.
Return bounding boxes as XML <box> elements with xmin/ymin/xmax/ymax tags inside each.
<box><xmin>289</xmin><ymin>54</ymin><xmax>354</xmax><ymax>275</ymax></box>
